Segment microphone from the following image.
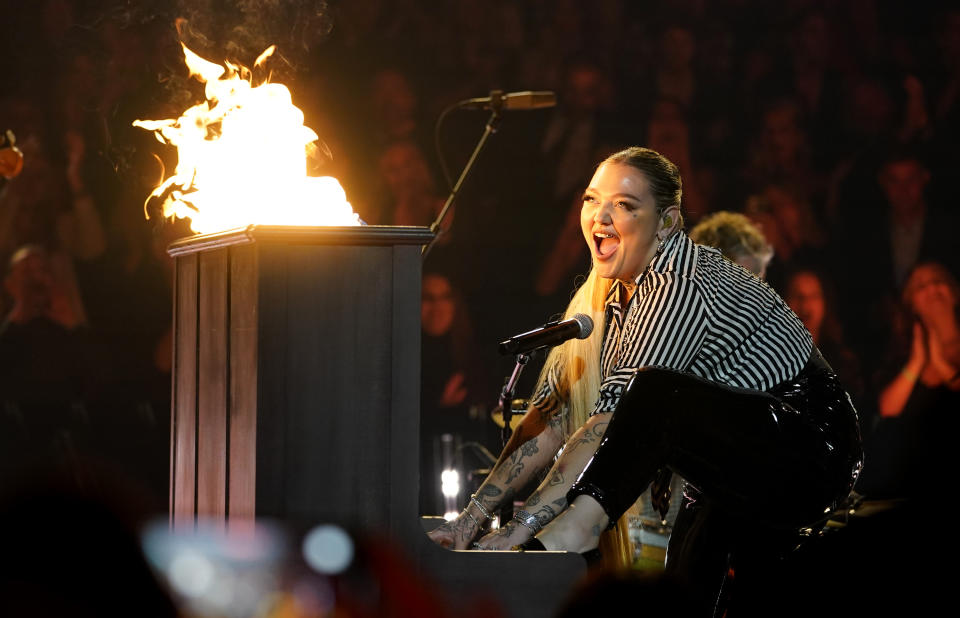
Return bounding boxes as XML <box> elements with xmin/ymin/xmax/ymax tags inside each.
<box><xmin>458</xmin><ymin>90</ymin><xmax>556</xmax><ymax>112</ymax></box>
<box><xmin>499</xmin><ymin>314</ymin><xmax>594</xmax><ymax>356</ymax></box>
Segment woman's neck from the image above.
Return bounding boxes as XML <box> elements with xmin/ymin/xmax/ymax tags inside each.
<box><xmin>924</xmin><ymin>314</ymin><xmax>960</xmax><ymax>343</ymax></box>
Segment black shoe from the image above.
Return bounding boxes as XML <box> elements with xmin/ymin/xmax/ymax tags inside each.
<box><xmin>581</xmin><ymin>548</ymin><xmax>602</xmax><ymax>566</ymax></box>
<box><xmin>520</xmin><ymin>538</ymin><xmax>602</xmax><ymax>566</ymax></box>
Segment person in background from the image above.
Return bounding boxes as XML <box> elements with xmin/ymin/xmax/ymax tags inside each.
<box><xmin>687</xmin><ymin>210</ymin><xmax>773</xmax><ymax>279</ymax></box>
<box><xmin>877</xmin><ymin>262</ymin><xmax>960</xmax><ymax>418</ymax></box>
<box><xmin>784</xmin><ymin>268</ymin><xmax>864</xmax><ymax>410</ymax></box>
<box><xmin>837</xmin><ymin>151</ymin><xmax>960</xmax><ymax>375</ymax></box>
<box><xmin>860</xmin><ymin>262</ymin><xmax>960</xmax><ymax>500</ymax></box>
<box><xmin>378</xmin><ymin>140</ymin><xmax>445</xmax><ymax>228</ymax></box>
<box><xmin>645</xmin><ymin>99</ymin><xmax>710</xmax><ymax>223</ymax></box>
<box><xmin>420</xmin><ymin>270</ymin><xmax>492</xmax><ymax>515</ymax></box>
<box><xmin>0</xmin><ymin>245</ymin><xmax>100</xmax><ymax>417</ymax></box>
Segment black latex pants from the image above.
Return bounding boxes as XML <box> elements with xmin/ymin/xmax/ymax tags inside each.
<box><xmin>566</xmin><ymin>349</ymin><xmax>862</xmax><ymax>615</ymax></box>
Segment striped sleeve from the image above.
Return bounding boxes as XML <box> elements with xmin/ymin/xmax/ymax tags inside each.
<box><xmin>592</xmin><ymin>273</ymin><xmax>707</xmax><ymax>414</ymax></box>
<box><xmin>529</xmin><ymin>359</ymin><xmax>565</xmax><ymax>416</ymax></box>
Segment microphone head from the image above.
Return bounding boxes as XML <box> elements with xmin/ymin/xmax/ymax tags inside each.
<box><xmin>504</xmin><ymin>91</ymin><xmax>556</xmax><ymax>110</ymax></box>
<box><xmin>572</xmin><ymin>313</ymin><xmax>594</xmax><ymax>339</ymax></box>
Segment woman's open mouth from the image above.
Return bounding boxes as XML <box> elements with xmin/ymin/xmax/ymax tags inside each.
<box><xmin>594</xmin><ymin>232</ymin><xmax>619</xmax><ymax>258</ymax></box>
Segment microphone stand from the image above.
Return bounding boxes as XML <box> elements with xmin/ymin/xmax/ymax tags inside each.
<box><xmin>422</xmin><ymin>91</ymin><xmax>505</xmax><ymax>259</ymax></box>
<box><xmin>496</xmin><ymin>351</ymin><xmax>530</xmax><ymax>528</ymax></box>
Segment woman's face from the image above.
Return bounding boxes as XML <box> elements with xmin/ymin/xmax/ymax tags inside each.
<box><xmin>786</xmin><ymin>272</ymin><xmax>825</xmax><ymax>333</ymax></box>
<box><xmin>580</xmin><ymin>162</ymin><xmax>664</xmax><ymax>282</ymax></box>
<box><xmin>421</xmin><ymin>274</ymin><xmax>456</xmax><ymax>337</ymax></box>
<box><xmin>907</xmin><ymin>265</ymin><xmax>957</xmax><ymax>320</ymax></box>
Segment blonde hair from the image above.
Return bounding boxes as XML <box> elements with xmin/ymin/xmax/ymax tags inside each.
<box><xmin>536</xmin><ymin>268</ymin><xmax>611</xmax><ymax>438</ymax></box>
<box><xmin>533</xmin><ymin>267</ymin><xmax>637</xmax><ymax>568</ymax></box>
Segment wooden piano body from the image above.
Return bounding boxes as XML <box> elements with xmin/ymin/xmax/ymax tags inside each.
<box><xmin>167</xmin><ymin>226</ymin><xmax>585</xmax><ymax>617</ymax></box>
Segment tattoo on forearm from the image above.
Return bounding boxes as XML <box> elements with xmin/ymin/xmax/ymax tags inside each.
<box><xmin>506</xmin><ymin>462</ymin><xmax>524</xmax><ymax>483</ymax></box>
<box><xmin>565</xmin><ymin>421</ymin><xmax>609</xmax><ymax>455</ymax></box>
<box><xmin>479</xmin><ymin>485</ymin><xmax>502</xmax><ymax>498</ymax></box>
<box><xmin>504</xmin><ymin>436</ymin><xmax>541</xmax><ymax>485</ymax></box>
<box><xmin>527</xmin><ymin>491</ymin><xmax>542</xmax><ymax>507</ymax></box>
<box><xmin>533</xmin><ymin>504</ymin><xmax>557</xmax><ymax>527</ymax></box>
<box><xmin>521</xmin><ymin>439</ymin><xmax>540</xmax><ymax>458</ymax></box>
<box><xmin>548</xmin><ymin>470</ymin><xmax>564</xmax><ymax>486</ymax></box>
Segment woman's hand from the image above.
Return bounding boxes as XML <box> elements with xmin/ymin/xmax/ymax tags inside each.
<box><xmin>472</xmin><ymin>520</ymin><xmax>533</xmax><ymax>551</ymax></box>
<box><xmin>879</xmin><ymin>322</ymin><xmax>927</xmax><ymax>417</ymax></box>
<box><xmin>926</xmin><ymin>327</ymin><xmax>960</xmax><ymax>385</ymax></box>
<box><xmin>439</xmin><ymin>372</ymin><xmax>467</xmax><ymax>407</ymax></box>
<box><xmin>908</xmin><ymin>322</ymin><xmax>927</xmax><ymax>373</ymax></box>
<box><xmin>427</xmin><ymin>511</ymin><xmax>483</xmax><ymax>550</ymax></box>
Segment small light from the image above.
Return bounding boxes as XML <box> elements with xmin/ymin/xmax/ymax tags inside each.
<box><xmin>169</xmin><ymin>550</ymin><xmax>215</xmax><ymax>597</ymax></box>
<box><xmin>302</xmin><ymin>525</ymin><xmax>354</xmax><ymax>575</ymax></box>
<box><xmin>440</xmin><ymin>469</ymin><xmax>460</xmax><ymax>498</ymax></box>
<box><xmin>443</xmin><ymin>511</ymin><xmax>459</xmax><ymax>521</ymax></box>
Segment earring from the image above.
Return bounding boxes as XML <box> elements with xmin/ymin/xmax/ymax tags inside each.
<box><xmin>663</xmin><ymin>215</ymin><xmax>673</xmax><ymax>227</ymax></box>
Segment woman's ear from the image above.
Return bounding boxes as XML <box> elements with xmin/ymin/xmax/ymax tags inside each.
<box><xmin>660</xmin><ymin>206</ymin><xmax>680</xmax><ymax>233</ymax></box>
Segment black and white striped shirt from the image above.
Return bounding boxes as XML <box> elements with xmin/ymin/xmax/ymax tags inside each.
<box><xmin>534</xmin><ymin>231</ymin><xmax>813</xmax><ymax>416</ymax></box>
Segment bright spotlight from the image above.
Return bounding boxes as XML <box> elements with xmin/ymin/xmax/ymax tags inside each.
<box><xmin>441</xmin><ymin>469</ymin><xmax>460</xmax><ymax>498</ymax></box>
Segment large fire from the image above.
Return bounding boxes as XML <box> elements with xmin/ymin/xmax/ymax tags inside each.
<box><xmin>134</xmin><ymin>44</ymin><xmax>359</xmax><ymax>234</ymax></box>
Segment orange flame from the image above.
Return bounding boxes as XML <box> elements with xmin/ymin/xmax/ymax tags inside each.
<box><xmin>134</xmin><ymin>43</ymin><xmax>359</xmax><ymax>234</ymax></box>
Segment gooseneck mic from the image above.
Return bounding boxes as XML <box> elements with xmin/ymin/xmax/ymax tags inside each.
<box><xmin>458</xmin><ymin>90</ymin><xmax>557</xmax><ymax>112</ymax></box>
<box><xmin>499</xmin><ymin>314</ymin><xmax>594</xmax><ymax>356</ymax></box>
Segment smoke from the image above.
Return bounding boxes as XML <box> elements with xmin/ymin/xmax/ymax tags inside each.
<box><xmin>173</xmin><ymin>0</ymin><xmax>334</xmax><ymax>76</ymax></box>
<box><xmin>93</xmin><ymin>0</ymin><xmax>335</xmax><ymax>89</ymax></box>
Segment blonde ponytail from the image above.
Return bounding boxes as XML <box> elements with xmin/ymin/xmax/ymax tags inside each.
<box><xmin>532</xmin><ymin>267</ymin><xmax>635</xmax><ymax>569</ymax></box>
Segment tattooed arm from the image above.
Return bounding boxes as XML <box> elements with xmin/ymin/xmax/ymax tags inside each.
<box><xmin>427</xmin><ymin>403</ymin><xmax>566</xmax><ymax>550</ymax></box>
<box><xmin>473</xmin><ymin>411</ymin><xmax>612</xmax><ymax>550</ymax></box>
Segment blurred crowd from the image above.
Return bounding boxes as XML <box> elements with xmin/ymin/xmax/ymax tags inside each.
<box><xmin>2</xmin><ymin>0</ymin><xmax>959</xmax><ymax>519</ymax></box>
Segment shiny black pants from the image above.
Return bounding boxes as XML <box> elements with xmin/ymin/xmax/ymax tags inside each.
<box><xmin>567</xmin><ymin>350</ymin><xmax>862</xmax><ymax>615</ymax></box>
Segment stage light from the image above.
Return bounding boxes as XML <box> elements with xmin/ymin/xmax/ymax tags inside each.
<box><xmin>441</xmin><ymin>469</ymin><xmax>460</xmax><ymax>498</ymax></box>
<box><xmin>169</xmin><ymin>549</ymin><xmax>215</xmax><ymax>597</ymax></box>
<box><xmin>302</xmin><ymin>525</ymin><xmax>354</xmax><ymax>575</ymax></box>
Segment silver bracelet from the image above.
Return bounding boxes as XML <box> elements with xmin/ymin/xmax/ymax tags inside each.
<box><xmin>463</xmin><ymin>509</ymin><xmax>481</xmax><ymax>529</ymax></box>
<box><xmin>470</xmin><ymin>494</ymin><xmax>495</xmax><ymax>521</ymax></box>
<box><xmin>512</xmin><ymin>509</ymin><xmax>541</xmax><ymax>534</ymax></box>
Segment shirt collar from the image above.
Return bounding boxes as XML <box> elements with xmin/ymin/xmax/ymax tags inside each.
<box><xmin>601</xmin><ymin>231</ymin><xmax>688</xmax><ymax>305</ymax></box>
<box><xmin>634</xmin><ymin>230</ymin><xmax>686</xmax><ymax>284</ymax></box>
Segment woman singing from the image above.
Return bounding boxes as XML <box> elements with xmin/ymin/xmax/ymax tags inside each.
<box><xmin>428</xmin><ymin>147</ymin><xmax>862</xmax><ymax>613</ymax></box>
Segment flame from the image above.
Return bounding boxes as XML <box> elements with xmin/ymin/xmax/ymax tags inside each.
<box><xmin>134</xmin><ymin>43</ymin><xmax>359</xmax><ymax>234</ymax></box>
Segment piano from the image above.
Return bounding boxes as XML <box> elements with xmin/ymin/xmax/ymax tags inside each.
<box><xmin>167</xmin><ymin>225</ymin><xmax>586</xmax><ymax>618</ymax></box>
